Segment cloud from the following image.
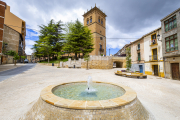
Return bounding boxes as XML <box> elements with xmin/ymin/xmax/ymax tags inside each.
<box><xmin>4</xmin><ymin>0</ymin><xmax>180</xmax><ymax>55</ymax></box>
<box><xmin>26</xmin><ymin>39</ymin><xmax>35</xmax><ymax>46</ymax></box>
<box><xmin>25</xmin><ymin>46</ymin><xmax>33</xmax><ymax>55</ymax></box>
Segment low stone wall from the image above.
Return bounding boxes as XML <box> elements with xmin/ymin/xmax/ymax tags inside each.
<box><xmin>81</xmin><ymin>56</ymin><xmax>113</xmax><ymax>69</ymax></box>
<box><xmin>38</xmin><ymin>56</ymin><xmax>113</xmax><ymax>69</ymax></box>
<box><xmin>38</xmin><ymin>63</ymin><xmax>59</xmax><ymax>67</ymax></box>
<box><xmin>81</xmin><ymin>60</ymin><xmax>113</xmax><ymax>69</ymax></box>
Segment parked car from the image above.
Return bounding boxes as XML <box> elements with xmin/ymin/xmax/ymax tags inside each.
<box><xmin>24</xmin><ymin>59</ymin><xmax>29</xmax><ymax>63</ymax></box>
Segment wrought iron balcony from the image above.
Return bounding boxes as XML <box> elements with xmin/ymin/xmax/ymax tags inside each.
<box><xmin>99</xmin><ymin>48</ymin><xmax>104</xmax><ymax>52</ymax></box>
<box><xmin>149</xmin><ymin>55</ymin><xmax>158</xmax><ymax>61</ymax></box>
<box><xmin>166</xmin><ymin>46</ymin><xmax>178</xmax><ymax>52</ymax></box>
<box><xmin>150</xmin><ymin>39</ymin><xmax>157</xmax><ymax>45</ymax></box>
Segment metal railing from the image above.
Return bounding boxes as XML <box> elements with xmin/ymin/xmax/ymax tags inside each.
<box><xmin>151</xmin><ymin>39</ymin><xmax>157</xmax><ymax>45</ymax></box>
<box><xmin>166</xmin><ymin>46</ymin><xmax>178</xmax><ymax>52</ymax></box>
<box><xmin>149</xmin><ymin>55</ymin><xmax>158</xmax><ymax>61</ymax></box>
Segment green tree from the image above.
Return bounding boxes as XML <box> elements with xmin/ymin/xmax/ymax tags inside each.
<box><xmin>126</xmin><ymin>47</ymin><xmax>131</xmax><ymax>71</ymax></box>
<box><xmin>21</xmin><ymin>56</ymin><xmax>26</xmax><ymax>64</ymax></box>
<box><xmin>7</xmin><ymin>50</ymin><xmax>16</xmax><ymax>56</ymax></box>
<box><xmin>33</xmin><ymin>19</ymin><xmax>64</xmax><ymax>62</ymax></box>
<box><xmin>13</xmin><ymin>53</ymin><xmax>20</xmax><ymax>66</ymax></box>
<box><xmin>2</xmin><ymin>42</ymin><xmax>8</xmax><ymax>55</ymax></box>
<box><xmin>7</xmin><ymin>50</ymin><xmax>19</xmax><ymax>66</ymax></box>
<box><xmin>64</xmin><ymin>20</ymin><xmax>94</xmax><ymax>59</ymax></box>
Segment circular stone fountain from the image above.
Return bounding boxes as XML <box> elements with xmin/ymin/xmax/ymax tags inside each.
<box><xmin>21</xmin><ymin>79</ymin><xmax>154</xmax><ymax>120</ymax></box>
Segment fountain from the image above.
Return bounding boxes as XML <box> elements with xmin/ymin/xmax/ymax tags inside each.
<box><xmin>21</xmin><ymin>77</ymin><xmax>155</xmax><ymax>120</ymax></box>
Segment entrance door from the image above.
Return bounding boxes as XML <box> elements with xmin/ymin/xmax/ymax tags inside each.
<box><xmin>139</xmin><ymin>65</ymin><xmax>143</xmax><ymax>73</ymax></box>
<box><xmin>154</xmin><ymin>65</ymin><xmax>158</xmax><ymax>76</ymax></box>
<box><xmin>171</xmin><ymin>63</ymin><xmax>180</xmax><ymax>80</ymax></box>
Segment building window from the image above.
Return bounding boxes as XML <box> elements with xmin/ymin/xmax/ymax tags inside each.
<box><xmin>100</xmin><ymin>37</ymin><xmax>102</xmax><ymax>40</ymax></box>
<box><xmin>87</xmin><ymin>18</ymin><xmax>89</xmax><ymax>24</ymax></box>
<box><xmin>100</xmin><ymin>44</ymin><xmax>102</xmax><ymax>49</ymax></box>
<box><xmin>137</xmin><ymin>43</ymin><xmax>140</xmax><ymax>50</ymax></box>
<box><xmin>164</xmin><ymin>15</ymin><xmax>177</xmax><ymax>32</ymax></box>
<box><xmin>165</xmin><ymin>34</ymin><xmax>178</xmax><ymax>52</ymax></box>
<box><xmin>138</xmin><ymin>53</ymin><xmax>141</xmax><ymax>61</ymax></box>
<box><xmin>151</xmin><ymin>34</ymin><xmax>157</xmax><ymax>44</ymax></box>
<box><xmin>90</xmin><ymin>16</ymin><xmax>92</xmax><ymax>23</ymax></box>
<box><xmin>98</xmin><ymin>16</ymin><xmax>100</xmax><ymax>23</ymax></box>
<box><xmin>101</xmin><ymin>19</ymin><xmax>103</xmax><ymax>25</ymax></box>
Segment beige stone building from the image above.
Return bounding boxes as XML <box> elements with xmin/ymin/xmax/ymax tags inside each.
<box><xmin>143</xmin><ymin>27</ymin><xmax>164</xmax><ymax>77</ymax></box>
<box><xmin>161</xmin><ymin>8</ymin><xmax>180</xmax><ymax>80</ymax></box>
<box><xmin>126</xmin><ymin>37</ymin><xmax>145</xmax><ymax>73</ymax></box>
<box><xmin>0</xmin><ymin>1</ymin><xmax>26</xmax><ymax>64</ymax></box>
<box><xmin>83</xmin><ymin>5</ymin><xmax>107</xmax><ymax>56</ymax></box>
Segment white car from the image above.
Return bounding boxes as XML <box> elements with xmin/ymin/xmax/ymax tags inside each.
<box><xmin>24</xmin><ymin>59</ymin><xmax>29</xmax><ymax>63</ymax></box>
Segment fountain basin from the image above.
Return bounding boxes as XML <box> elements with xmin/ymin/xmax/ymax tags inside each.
<box><xmin>41</xmin><ymin>81</ymin><xmax>136</xmax><ymax>109</ymax></box>
<box><xmin>21</xmin><ymin>81</ymin><xmax>154</xmax><ymax>120</ymax></box>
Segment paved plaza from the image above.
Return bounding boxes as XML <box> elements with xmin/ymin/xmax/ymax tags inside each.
<box><xmin>0</xmin><ymin>64</ymin><xmax>180</xmax><ymax>120</ymax></box>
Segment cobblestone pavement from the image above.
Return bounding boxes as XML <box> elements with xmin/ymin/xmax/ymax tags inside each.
<box><xmin>0</xmin><ymin>64</ymin><xmax>180</xmax><ymax>120</ymax></box>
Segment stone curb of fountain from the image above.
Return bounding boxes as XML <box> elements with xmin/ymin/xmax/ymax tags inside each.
<box><xmin>40</xmin><ymin>81</ymin><xmax>137</xmax><ymax>110</ymax></box>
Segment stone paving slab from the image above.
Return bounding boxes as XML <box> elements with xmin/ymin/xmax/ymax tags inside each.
<box><xmin>0</xmin><ymin>64</ymin><xmax>179</xmax><ymax>120</ymax></box>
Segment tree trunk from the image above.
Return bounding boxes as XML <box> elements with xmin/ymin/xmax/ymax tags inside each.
<box><xmin>86</xmin><ymin>60</ymin><xmax>88</xmax><ymax>70</ymax></box>
<box><xmin>14</xmin><ymin>60</ymin><xmax>16</xmax><ymax>66</ymax></box>
<box><xmin>75</xmin><ymin>53</ymin><xmax>77</xmax><ymax>60</ymax></box>
<box><xmin>58</xmin><ymin>61</ymin><xmax>60</xmax><ymax>68</ymax></box>
<box><xmin>48</xmin><ymin>54</ymin><xmax>49</xmax><ymax>63</ymax></box>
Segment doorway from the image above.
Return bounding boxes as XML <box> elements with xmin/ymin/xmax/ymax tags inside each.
<box><xmin>154</xmin><ymin>65</ymin><xmax>158</xmax><ymax>76</ymax></box>
<box><xmin>171</xmin><ymin>63</ymin><xmax>180</xmax><ymax>80</ymax></box>
<box><xmin>139</xmin><ymin>65</ymin><xmax>143</xmax><ymax>73</ymax></box>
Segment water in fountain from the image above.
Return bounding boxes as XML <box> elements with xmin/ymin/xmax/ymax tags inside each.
<box><xmin>85</xmin><ymin>76</ymin><xmax>97</xmax><ymax>93</ymax></box>
<box><xmin>53</xmin><ymin>76</ymin><xmax>125</xmax><ymax>100</ymax></box>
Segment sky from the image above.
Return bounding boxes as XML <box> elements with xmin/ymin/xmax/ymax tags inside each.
<box><xmin>4</xmin><ymin>0</ymin><xmax>180</xmax><ymax>55</ymax></box>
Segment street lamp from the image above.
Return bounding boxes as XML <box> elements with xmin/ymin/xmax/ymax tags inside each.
<box><xmin>157</xmin><ymin>34</ymin><xmax>161</xmax><ymax>42</ymax></box>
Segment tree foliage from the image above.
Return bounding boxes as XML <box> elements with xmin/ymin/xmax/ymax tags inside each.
<box><xmin>63</xmin><ymin>20</ymin><xmax>94</xmax><ymax>59</ymax></box>
<box><xmin>126</xmin><ymin>47</ymin><xmax>131</xmax><ymax>70</ymax></box>
<box><xmin>7</xmin><ymin>50</ymin><xmax>16</xmax><ymax>56</ymax></box>
<box><xmin>32</xmin><ymin>19</ymin><xmax>64</xmax><ymax>63</ymax></box>
<box><xmin>21</xmin><ymin>56</ymin><xmax>26</xmax><ymax>64</ymax></box>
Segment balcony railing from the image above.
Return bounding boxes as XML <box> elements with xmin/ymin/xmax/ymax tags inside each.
<box><xmin>99</xmin><ymin>48</ymin><xmax>104</xmax><ymax>52</ymax></box>
<box><xmin>150</xmin><ymin>39</ymin><xmax>157</xmax><ymax>45</ymax></box>
<box><xmin>166</xmin><ymin>46</ymin><xmax>178</xmax><ymax>52</ymax></box>
<box><xmin>137</xmin><ymin>47</ymin><xmax>140</xmax><ymax>51</ymax></box>
<box><xmin>149</xmin><ymin>55</ymin><xmax>158</xmax><ymax>61</ymax></box>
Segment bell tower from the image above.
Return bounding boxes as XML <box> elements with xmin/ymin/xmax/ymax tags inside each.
<box><xmin>83</xmin><ymin>4</ymin><xmax>107</xmax><ymax>56</ymax></box>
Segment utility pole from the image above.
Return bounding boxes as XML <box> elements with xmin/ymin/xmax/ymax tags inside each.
<box><xmin>109</xmin><ymin>49</ymin><xmax>110</xmax><ymax>56</ymax></box>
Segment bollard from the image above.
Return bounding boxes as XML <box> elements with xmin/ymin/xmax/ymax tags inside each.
<box><xmin>74</xmin><ymin>65</ymin><xmax>75</xmax><ymax>68</ymax></box>
<box><xmin>52</xmin><ymin>63</ymin><xmax>54</xmax><ymax>66</ymax></box>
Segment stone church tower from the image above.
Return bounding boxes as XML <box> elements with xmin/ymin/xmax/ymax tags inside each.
<box><xmin>83</xmin><ymin>4</ymin><xmax>107</xmax><ymax>56</ymax></box>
